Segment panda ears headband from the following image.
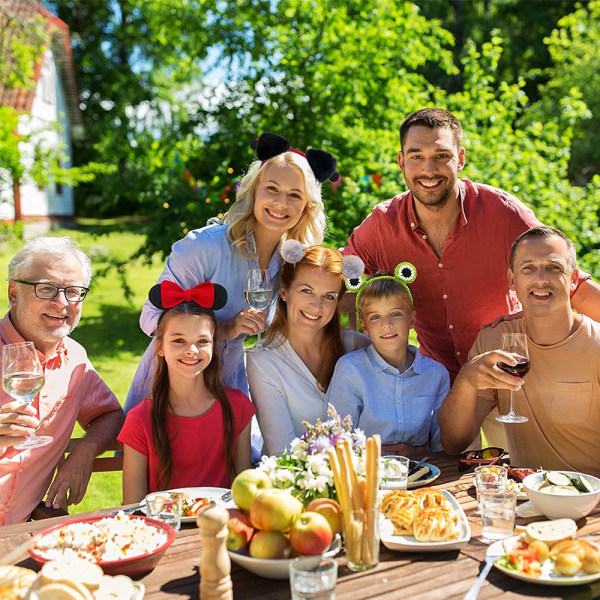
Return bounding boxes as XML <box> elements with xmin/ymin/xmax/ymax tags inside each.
<box><xmin>149</xmin><ymin>281</ymin><xmax>228</xmax><ymax>312</ymax></box>
<box><xmin>344</xmin><ymin>261</ymin><xmax>417</xmax><ymax>313</ymax></box>
<box><xmin>250</xmin><ymin>132</ymin><xmax>340</xmax><ymax>183</ymax></box>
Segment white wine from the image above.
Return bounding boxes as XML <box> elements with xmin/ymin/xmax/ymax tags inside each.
<box><xmin>244</xmin><ymin>289</ymin><xmax>272</xmax><ymax>310</ymax></box>
<box><xmin>2</xmin><ymin>372</ymin><xmax>45</xmax><ymax>404</ymax></box>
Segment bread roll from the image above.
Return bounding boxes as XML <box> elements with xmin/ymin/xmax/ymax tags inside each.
<box><xmin>524</xmin><ymin>518</ymin><xmax>577</xmax><ymax>548</ymax></box>
<box><xmin>41</xmin><ymin>559</ymin><xmax>103</xmax><ymax>591</ymax></box>
<box><xmin>0</xmin><ymin>565</ymin><xmax>37</xmax><ymax>600</ymax></box>
<box><xmin>35</xmin><ymin>582</ymin><xmax>88</xmax><ymax>600</ymax></box>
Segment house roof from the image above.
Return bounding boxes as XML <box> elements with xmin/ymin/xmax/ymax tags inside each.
<box><xmin>0</xmin><ymin>0</ymin><xmax>83</xmax><ymax>128</ymax></box>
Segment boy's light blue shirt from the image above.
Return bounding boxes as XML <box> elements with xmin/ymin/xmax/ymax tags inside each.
<box><xmin>325</xmin><ymin>344</ymin><xmax>449</xmax><ymax>451</ymax></box>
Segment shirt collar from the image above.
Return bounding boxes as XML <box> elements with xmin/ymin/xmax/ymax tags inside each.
<box><xmin>366</xmin><ymin>343</ymin><xmax>420</xmax><ymax>375</ymax></box>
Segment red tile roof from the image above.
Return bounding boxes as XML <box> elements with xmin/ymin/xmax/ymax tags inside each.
<box><xmin>0</xmin><ymin>0</ymin><xmax>83</xmax><ymax>126</ymax></box>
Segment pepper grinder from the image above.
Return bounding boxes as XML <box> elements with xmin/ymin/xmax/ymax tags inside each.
<box><xmin>197</xmin><ymin>505</ymin><xmax>233</xmax><ymax>600</ymax></box>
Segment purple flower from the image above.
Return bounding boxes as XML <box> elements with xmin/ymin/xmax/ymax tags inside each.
<box><xmin>307</xmin><ymin>435</ymin><xmax>332</xmax><ymax>454</ymax></box>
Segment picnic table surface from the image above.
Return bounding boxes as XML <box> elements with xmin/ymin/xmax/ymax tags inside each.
<box><xmin>3</xmin><ymin>453</ymin><xmax>600</xmax><ymax>599</ymax></box>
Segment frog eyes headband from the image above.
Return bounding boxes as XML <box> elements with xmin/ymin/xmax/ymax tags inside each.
<box><xmin>345</xmin><ymin>261</ymin><xmax>417</xmax><ymax>313</ymax></box>
<box><xmin>280</xmin><ymin>240</ymin><xmax>364</xmax><ymax>276</ymax></box>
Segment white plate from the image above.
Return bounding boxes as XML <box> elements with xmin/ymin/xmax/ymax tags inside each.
<box><xmin>407</xmin><ymin>462</ymin><xmax>441</xmax><ymax>489</ymax></box>
<box><xmin>228</xmin><ymin>534</ymin><xmax>342</xmax><ymax>580</ymax></box>
<box><xmin>143</xmin><ymin>487</ymin><xmax>235</xmax><ymax>523</ymax></box>
<box><xmin>489</xmin><ymin>536</ymin><xmax>600</xmax><ymax>585</ymax></box>
<box><xmin>379</xmin><ymin>489</ymin><xmax>470</xmax><ymax>552</ymax></box>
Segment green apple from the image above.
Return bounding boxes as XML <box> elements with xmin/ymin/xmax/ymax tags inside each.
<box><xmin>250</xmin><ymin>489</ymin><xmax>303</xmax><ymax>532</ymax></box>
<box><xmin>249</xmin><ymin>531</ymin><xmax>291</xmax><ymax>559</ymax></box>
<box><xmin>231</xmin><ymin>469</ymin><xmax>273</xmax><ymax>511</ymax></box>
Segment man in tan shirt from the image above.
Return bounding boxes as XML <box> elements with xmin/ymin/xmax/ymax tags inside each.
<box><xmin>439</xmin><ymin>226</ymin><xmax>600</xmax><ymax>476</ymax></box>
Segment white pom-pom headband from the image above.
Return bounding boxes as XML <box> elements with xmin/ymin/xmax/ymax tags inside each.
<box><xmin>280</xmin><ymin>240</ymin><xmax>364</xmax><ymax>279</ymax></box>
<box><xmin>344</xmin><ymin>261</ymin><xmax>417</xmax><ymax>313</ymax></box>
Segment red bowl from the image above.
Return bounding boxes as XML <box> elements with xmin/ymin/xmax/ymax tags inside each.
<box><xmin>28</xmin><ymin>514</ymin><xmax>176</xmax><ymax>577</ymax></box>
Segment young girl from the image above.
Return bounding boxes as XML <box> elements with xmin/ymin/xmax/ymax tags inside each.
<box><xmin>119</xmin><ymin>281</ymin><xmax>255</xmax><ymax>503</ymax></box>
<box><xmin>125</xmin><ymin>132</ymin><xmax>337</xmax><ymax>410</ymax></box>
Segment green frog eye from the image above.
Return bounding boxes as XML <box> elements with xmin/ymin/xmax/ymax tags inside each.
<box><xmin>395</xmin><ymin>262</ymin><xmax>417</xmax><ymax>284</ymax></box>
<box><xmin>345</xmin><ymin>274</ymin><xmax>367</xmax><ymax>292</ymax></box>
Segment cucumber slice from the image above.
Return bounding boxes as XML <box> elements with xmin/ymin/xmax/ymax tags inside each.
<box><xmin>545</xmin><ymin>471</ymin><xmax>571</xmax><ymax>486</ymax></box>
<box><xmin>574</xmin><ymin>475</ymin><xmax>595</xmax><ymax>493</ymax></box>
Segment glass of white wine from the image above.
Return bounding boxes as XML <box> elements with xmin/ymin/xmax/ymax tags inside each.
<box><xmin>245</xmin><ymin>268</ymin><xmax>273</xmax><ymax>351</ymax></box>
<box><xmin>2</xmin><ymin>341</ymin><xmax>51</xmax><ymax>449</ymax></box>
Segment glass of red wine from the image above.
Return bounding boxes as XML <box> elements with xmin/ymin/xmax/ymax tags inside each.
<box><xmin>495</xmin><ymin>332</ymin><xmax>529</xmax><ymax>424</ymax></box>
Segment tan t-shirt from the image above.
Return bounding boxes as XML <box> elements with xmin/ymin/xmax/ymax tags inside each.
<box><xmin>472</xmin><ymin>315</ymin><xmax>600</xmax><ymax>476</ymax></box>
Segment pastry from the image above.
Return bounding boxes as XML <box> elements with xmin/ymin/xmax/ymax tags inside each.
<box><xmin>412</xmin><ymin>507</ymin><xmax>460</xmax><ymax>542</ymax></box>
<box><xmin>0</xmin><ymin>565</ymin><xmax>37</xmax><ymax>600</ymax></box>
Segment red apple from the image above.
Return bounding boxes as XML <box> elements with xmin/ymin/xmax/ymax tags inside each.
<box><xmin>249</xmin><ymin>531</ymin><xmax>291</xmax><ymax>559</ymax></box>
<box><xmin>289</xmin><ymin>511</ymin><xmax>333</xmax><ymax>556</ymax></box>
<box><xmin>305</xmin><ymin>498</ymin><xmax>343</xmax><ymax>535</ymax></box>
<box><xmin>250</xmin><ymin>489</ymin><xmax>303</xmax><ymax>532</ymax></box>
<box><xmin>231</xmin><ymin>469</ymin><xmax>273</xmax><ymax>511</ymax></box>
<box><xmin>226</xmin><ymin>508</ymin><xmax>255</xmax><ymax>552</ymax></box>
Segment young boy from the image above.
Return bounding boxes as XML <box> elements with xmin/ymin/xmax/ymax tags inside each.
<box><xmin>325</xmin><ymin>272</ymin><xmax>449</xmax><ymax>457</ymax></box>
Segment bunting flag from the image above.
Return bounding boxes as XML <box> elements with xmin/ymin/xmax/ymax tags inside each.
<box><xmin>370</xmin><ymin>173</ymin><xmax>382</xmax><ymax>188</ymax></box>
<box><xmin>331</xmin><ymin>175</ymin><xmax>343</xmax><ymax>191</ymax></box>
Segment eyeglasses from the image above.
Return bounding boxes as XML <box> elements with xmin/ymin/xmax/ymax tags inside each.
<box><xmin>458</xmin><ymin>447</ymin><xmax>508</xmax><ymax>473</ymax></box>
<box><xmin>13</xmin><ymin>280</ymin><xmax>89</xmax><ymax>303</ymax></box>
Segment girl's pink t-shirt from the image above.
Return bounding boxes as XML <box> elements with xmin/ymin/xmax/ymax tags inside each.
<box><xmin>118</xmin><ymin>388</ymin><xmax>255</xmax><ymax>491</ymax></box>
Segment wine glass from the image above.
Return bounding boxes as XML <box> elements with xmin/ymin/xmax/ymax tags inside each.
<box><xmin>245</xmin><ymin>269</ymin><xmax>273</xmax><ymax>350</ymax></box>
<box><xmin>2</xmin><ymin>341</ymin><xmax>52</xmax><ymax>449</ymax></box>
<box><xmin>495</xmin><ymin>332</ymin><xmax>529</xmax><ymax>424</ymax></box>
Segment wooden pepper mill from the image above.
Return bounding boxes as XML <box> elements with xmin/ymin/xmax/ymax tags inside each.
<box><xmin>197</xmin><ymin>505</ymin><xmax>233</xmax><ymax>600</ymax></box>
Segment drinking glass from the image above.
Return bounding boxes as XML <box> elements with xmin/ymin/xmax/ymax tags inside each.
<box><xmin>496</xmin><ymin>332</ymin><xmax>529</xmax><ymax>423</ymax></box>
<box><xmin>145</xmin><ymin>492</ymin><xmax>184</xmax><ymax>531</ymax></box>
<box><xmin>289</xmin><ymin>556</ymin><xmax>337</xmax><ymax>600</ymax></box>
<box><xmin>380</xmin><ymin>455</ymin><xmax>410</xmax><ymax>490</ymax></box>
<box><xmin>341</xmin><ymin>507</ymin><xmax>380</xmax><ymax>572</ymax></box>
<box><xmin>2</xmin><ymin>342</ymin><xmax>50</xmax><ymax>450</ymax></box>
<box><xmin>480</xmin><ymin>489</ymin><xmax>517</xmax><ymax>544</ymax></box>
<box><xmin>245</xmin><ymin>268</ymin><xmax>273</xmax><ymax>350</ymax></box>
<box><xmin>474</xmin><ymin>465</ymin><xmax>507</xmax><ymax>514</ymax></box>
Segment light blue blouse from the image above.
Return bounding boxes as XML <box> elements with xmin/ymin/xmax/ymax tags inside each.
<box><xmin>125</xmin><ymin>223</ymin><xmax>281</xmax><ymax>412</ymax></box>
<box><xmin>325</xmin><ymin>344</ymin><xmax>449</xmax><ymax>451</ymax></box>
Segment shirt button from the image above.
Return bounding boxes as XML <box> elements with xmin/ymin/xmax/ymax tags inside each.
<box><xmin>448</xmin><ymin>324</ymin><xmax>454</xmax><ymax>329</ymax></box>
<box><xmin>411</xmin><ymin>222</ymin><xmax>415</xmax><ymax>228</ymax></box>
<box><xmin>19</xmin><ymin>468</ymin><xmax>24</xmax><ymax>473</ymax></box>
<box><xmin>456</xmin><ymin>351</ymin><xmax>461</xmax><ymax>356</ymax></box>
<box><xmin>438</xmin><ymin>263</ymin><xmax>443</xmax><ymax>268</ymax></box>
<box><xmin>423</xmin><ymin>235</ymin><xmax>427</xmax><ymax>239</ymax></box>
<box><xmin>443</xmin><ymin>294</ymin><xmax>448</xmax><ymax>299</ymax></box>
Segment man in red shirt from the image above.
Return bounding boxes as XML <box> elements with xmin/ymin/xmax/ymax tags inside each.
<box><xmin>343</xmin><ymin>108</ymin><xmax>600</xmax><ymax>380</ymax></box>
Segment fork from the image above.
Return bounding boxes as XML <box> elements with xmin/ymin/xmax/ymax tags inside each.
<box><xmin>463</xmin><ymin>554</ymin><xmax>500</xmax><ymax>600</ymax></box>
<box><xmin>219</xmin><ymin>490</ymin><xmax>233</xmax><ymax>503</ymax></box>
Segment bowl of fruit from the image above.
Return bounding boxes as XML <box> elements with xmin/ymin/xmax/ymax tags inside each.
<box><xmin>523</xmin><ymin>471</ymin><xmax>600</xmax><ymax>520</ymax></box>
<box><xmin>226</xmin><ymin>470</ymin><xmax>342</xmax><ymax>579</ymax></box>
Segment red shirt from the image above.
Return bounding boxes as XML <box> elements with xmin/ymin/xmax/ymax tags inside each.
<box><xmin>118</xmin><ymin>388</ymin><xmax>256</xmax><ymax>491</ymax></box>
<box><xmin>343</xmin><ymin>179</ymin><xmax>589</xmax><ymax>379</ymax></box>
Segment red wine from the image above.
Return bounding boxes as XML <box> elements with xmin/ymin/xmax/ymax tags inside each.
<box><xmin>497</xmin><ymin>357</ymin><xmax>530</xmax><ymax>377</ymax></box>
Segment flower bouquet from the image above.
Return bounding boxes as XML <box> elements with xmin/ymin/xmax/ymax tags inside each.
<box><xmin>257</xmin><ymin>404</ymin><xmax>366</xmax><ymax>506</ymax></box>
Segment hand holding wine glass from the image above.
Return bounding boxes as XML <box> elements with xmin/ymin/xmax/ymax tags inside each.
<box><xmin>245</xmin><ymin>269</ymin><xmax>273</xmax><ymax>350</ymax></box>
<box><xmin>2</xmin><ymin>341</ymin><xmax>52</xmax><ymax>449</ymax></box>
<box><xmin>495</xmin><ymin>332</ymin><xmax>529</xmax><ymax>423</ymax></box>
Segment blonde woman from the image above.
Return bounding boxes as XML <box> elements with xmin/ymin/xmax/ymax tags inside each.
<box><xmin>125</xmin><ymin>133</ymin><xmax>336</xmax><ymax>412</ymax></box>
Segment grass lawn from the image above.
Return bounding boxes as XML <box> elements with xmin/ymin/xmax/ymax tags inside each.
<box><xmin>0</xmin><ymin>218</ymin><xmax>163</xmax><ymax>513</ymax></box>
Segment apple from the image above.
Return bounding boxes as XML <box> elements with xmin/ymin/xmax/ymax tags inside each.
<box><xmin>249</xmin><ymin>531</ymin><xmax>291</xmax><ymax>559</ymax></box>
<box><xmin>250</xmin><ymin>489</ymin><xmax>303</xmax><ymax>532</ymax></box>
<box><xmin>231</xmin><ymin>469</ymin><xmax>273</xmax><ymax>511</ymax></box>
<box><xmin>226</xmin><ymin>508</ymin><xmax>255</xmax><ymax>552</ymax></box>
<box><xmin>306</xmin><ymin>498</ymin><xmax>343</xmax><ymax>535</ymax></box>
<box><xmin>289</xmin><ymin>511</ymin><xmax>333</xmax><ymax>556</ymax></box>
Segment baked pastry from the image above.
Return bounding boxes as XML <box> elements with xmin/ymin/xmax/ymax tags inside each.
<box><xmin>381</xmin><ymin>490</ymin><xmax>413</xmax><ymax>517</ymax></box>
<box><xmin>414</xmin><ymin>487</ymin><xmax>448</xmax><ymax>509</ymax></box>
<box><xmin>412</xmin><ymin>507</ymin><xmax>460</xmax><ymax>542</ymax></box>
<box><xmin>390</xmin><ymin>502</ymin><xmax>420</xmax><ymax>536</ymax></box>
<box><xmin>0</xmin><ymin>565</ymin><xmax>37</xmax><ymax>600</ymax></box>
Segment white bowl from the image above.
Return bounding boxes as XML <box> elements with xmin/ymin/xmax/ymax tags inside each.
<box><xmin>523</xmin><ymin>471</ymin><xmax>600</xmax><ymax>520</ymax></box>
<box><xmin>228</xmin><ymin>534</ymin><xmax>341</xmax><ymax>580</ymax></box>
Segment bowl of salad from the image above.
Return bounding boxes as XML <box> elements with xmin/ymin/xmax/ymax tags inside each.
<box><xmin>523</xmin><ymin>471</ymin><xmax>600</xmax><ymax>520</ymax></box>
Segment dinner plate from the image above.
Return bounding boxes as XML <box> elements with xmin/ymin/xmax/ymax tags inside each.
<box><xmin>489</xmin><ymin>536</ymin><xmax>600</xmax><ymax>585</ymax></box>
<box><xmin>407</xmin><ymin>462</ymin><xmax>441</xmax><ymax>489</ymax></box>
<box><xmin>379</xmin><ymin>489</ymin><xmax>470</xmax><ymax>552</ymax></box>
<box><xmin>143</xmin><ymin>487</ymin><xmax>236</xmax><ymax>523</ymax></box>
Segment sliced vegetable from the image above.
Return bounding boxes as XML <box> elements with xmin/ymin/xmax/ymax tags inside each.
<box><xmin>546</xmin><ymin>472</ymin><xmax>571</xmax><ymax>486</ymax></box>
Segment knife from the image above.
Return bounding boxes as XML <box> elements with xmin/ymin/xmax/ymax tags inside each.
<box><xmin>408</xmin><ymin>455</ymin><xmax>430</xmax><ymax>476</ymax></box>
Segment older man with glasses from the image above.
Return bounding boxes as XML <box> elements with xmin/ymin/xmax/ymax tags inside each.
<box><xmin>0</xmin><ymin>236</ymin><xmax>124</xmax><ymax>524</ymax></box>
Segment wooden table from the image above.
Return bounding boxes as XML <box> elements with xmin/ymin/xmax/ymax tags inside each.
<box><xmin>3</xmin><ymin>454</ymin><xmax>600</xmax><ymax>599</ymax></box>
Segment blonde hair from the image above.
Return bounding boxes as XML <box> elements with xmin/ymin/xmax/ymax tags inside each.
<box><xmin>223</xmin><ymin>153</ymin><xmax>326</xmax><ymax>257</ymax></box>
